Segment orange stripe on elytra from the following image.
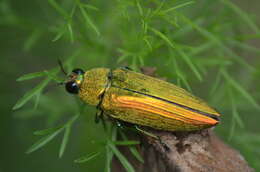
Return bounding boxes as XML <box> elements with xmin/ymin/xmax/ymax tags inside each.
<box><xmin>113</xmin><ymin>96</ymin><xmax>218</xmax><ymax>125</ymax></box>
<box><xmin>117</xmin><ymin>100</ymin><xmax>201</xmax><ymax>124</ymax></box>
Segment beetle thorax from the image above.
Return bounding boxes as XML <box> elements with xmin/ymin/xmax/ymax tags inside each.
<box><xmin>78</xmin><ymin>68</ymin><xmax>110</xmax><ymax>106</ymax></box>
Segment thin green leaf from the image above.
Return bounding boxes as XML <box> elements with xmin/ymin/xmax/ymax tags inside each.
<box><xmin>143</xmin><ymin>37</ymin><xmax>152</xmax><ymax>51</ymax></box>
<box><xmin>179</xmin><ymin>72</ymin><xmax>192</xmax><ymax>92</ymax></box>
<box><xmin>177</xmin><ymin>77</ymin><xmax>181</xmax><ymax>87</ymax></box>
<box><xmin>67</xmin><ymin>6</ymin><xmax>76</xmax><ymax>43</ymax></box>
<box><xmin>48</xmin><ymin>0</ymin><xmax>70</xmax><ymax>20</ymax></box>
<box><xmin>12</xmin><ymin>78</ymin><xmax>50</xmax><ymax>110</ymax></box>
<box><xmin>23</xmin><ymin>30</ymin><xmax>42</xmax><ymax>52</ymax></box>
<box><xmin>76</xmin><ymin>0</ymin><xmax>100</xmax><ymax>36</ymax></box>
<box><xmin>141</xmin><ymin>19</ymin><xmax>148</xmax><ymax>34</ymax></box>
<box><xmin>130</xmin><ymin>56</ymin><xmax>138</xmax><ymax>71</ymax></box>
<box><xmin>117</xmin><ymin>54</ymin><xmax>130</xmax><ymax>64</ymax></box>
<box><xmin>117</xmin><ymin>48</ymin><xmax>132</xmax><ymax>55</ymax></box>
<box><xmin>52</xmin><ymin>25</ymin><xmax>67</xmax><ymax>42</ymax></box>
<box><xmin>33</xmin><ymin>125</ymin><xmax>64</xmax><ymax>136</ymax></box>
<box><xmin>233</xmin><ymin>133</ymin><xmax>260</xmax><ymax>143</ymax></box>
<box><xmin>221</xmin><ymin>0</ymin><xmax>260</xmax><ymax>33</ymax></box>
<box><xmin>67</xmin><ymin>23</ymin><xmax>74</xmax><ymax>43</ymax></box>
<box><xmin>162</xmin><ymin>1</ymin><xmax>195</xmax><ymax>14</ymax></box>
<box><xmin>14</xmin><ymin>53</ymin><xmax>74</xmax><ymax>110</ymax></box>
<box><xmin>112</xmin><ymin>141</ymin><xmax>140</xmax><ymax>146</ymax></box>
<box><xmin>221</xmin><ymin>70</ymin><xmax>260</xmax><ymax>109</ymax></box>
<box><xmin>197</xmin><ymin>58</ymin><xmax>233</xmax><ymax>67</ymax></box>
<box><xmin>105</xmin><ymin>125</ymin><xmax>117</xmax><ymax>172</ymax></box>
<box><xmin>52</xmin><ymin>32</ymin><xmax>65</xmax><ymax>42</ymax></box>
<box><xmin>26</xmin><ymin>127</ymin><xmax>63</xmax><ymax>154</ymax></box>
<box><xmin>210</xmin><ymin>70</ymin><xmax>222</xmax><ymax>96</ymax></box>
<box><xmin>120</xmin><ymin>132</ymin><xmax>144</xmax><ymax>163</ymax></box>
<box><xmin>179</xmin><ymin>14</ymin><xmax>254</xmax><ymax>71</ymax></box>
<box><xmin>172</xmin><ymin>56</ymin><xmax>192</xmax><ymax>91</ymax></box>
<box><xmin>151</xmin><ymin>1</ymin><xmax>165</xmax><ymax>17</ymax></box>
<box><xmin>232</xmin><ymin>100</ymin><xmax>244</xmax><ymax>129</ymax></box>
<box><xmin>228</xmin><ymin>39</ymin><xmax>260</xmax><ymax>54</ymax></box>
<box><xmin>111</xmin><ymin>125</ymin><xmax>118</xmax><ymax>141</ymax></box>
<box><xmin>108</xmin><ymin>142</ymin><xmax>135</xmax><ymax>172</ymax></box>
<box><xmin>59</xmin><ymin>125</ymin><xmax>71</xmax><ymax>158</ymax></box>
<box><xmin>117</xmin><ymin>48</ymin><xmax>134</xmax><ymax>63</ymax></box>
<box><xmin>13</xmin><ymin>109</ymin><xmax>43</xmax><ymax>119</ymax></box>
<box><xmin>173</xmin><ymin>18</ymin><xmax>202</xmax><ymax>39</ymax></box>
<box><xmin>175</xmin><ymin>46</ymin><xmax>203</xmax><ymax>81</ymax></box>
<box><xmin>228</xmin><ymin>87</ymin><xmax>244</xmax><ymax>140</ymax></box>
<box><xmin>229</xmin><ymin>89</ymin><xmax>245</xmax><ymax>129</ymax></box>
<box><xmin>196</xmin><ymin>62</ymin><xmax>207</xmax><ymax>77</ymax></box>
<box><xmin>228</xmin><ymin>115</ymin><xmax>236</xmax><ymax>141</ymax></box>
<box><xmin>171</xmin><ymin>57</ymin><xmax>185</xmax><ymax>87</ymax></box>
<box><xmin>180</xmin><ymin>14</ymin><xmax>222</xmax><ymax>47</ymax></box>
<box><xmin>105</xmin><ymin>145</ymin><xmax>113</xmax><ymax>172</ymax></box>
<box><xmin>189</xmin><ymin>41</ymin><xmax>214</xmax><ymax>56</ymax></box>
<box><xmin>45</xmin><ymin>73</ymin><xmax>63</xmax><ymax>83</ymax></box>
<box><xmin>129</xmin><ymin>146</ymin><xmax>144</xmax><ymax>163</ymax></box>
<box><xmin>74</xmin><ymin>151</ymin><xmax>101</xmax><ymax>163</ymax></box>
<box><xmin>16</xmin><ymin>71</ymin><xmax>47</xmax><ymax>81</ymax></box>
<box><xmin>33</xmin><ymin>93</ymin><xmax>41</xmax><ymax>110</ymax></box>
<box><xmin>81</xmin><ymin>3</ymin><xmax>99</xmax><ymax>11</ymax></box>
<box><xmin>235</xmin><ymin>33</ymin><xmax>260</xmax><ymax>41</ymax></box>
<box><xmin>138</xmin><ymin>56</ymin><xmax>144</xmax><ymax>66</ymax></box>
<box><xmin>68</xmin><ymin>114</ymin><xmax>80</xmax><ymax>124</ymax></box>
<box><xmin>135</xmin><ymin>0</ymin><xmax>143</xmax><ymax>16</ymax></box>
<box><xmin>148</xmin><ymin>27</ymin><xmax>174</xmax><ymax>48</ymax></box>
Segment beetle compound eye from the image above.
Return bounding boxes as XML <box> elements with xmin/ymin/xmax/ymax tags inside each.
<box><xmin>65</xmin><ymin>81</ymin><xmax>79</xmax><ymax>94</ymax></box>
<box><xmin>72</xmin><ymin>68</ymin><xmax>85</xmax><ymax>75</ymax></box>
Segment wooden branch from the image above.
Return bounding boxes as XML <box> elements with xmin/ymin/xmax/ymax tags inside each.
<box><xmin>112</xmin><ymin>129</ymin><xmax>253</xmax><ymax>172</ymax></box>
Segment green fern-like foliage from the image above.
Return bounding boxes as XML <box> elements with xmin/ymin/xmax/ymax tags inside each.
<box><xmin>2</xmin><ymin>0</ymin><xmax>260</xmax><ymax>171</ymax></box>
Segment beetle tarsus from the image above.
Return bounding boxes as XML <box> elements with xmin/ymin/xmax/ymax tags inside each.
<box><xmin>158</xmin><ymin>137</ymin><xmax>170</xmax><ymax>152</ymax></box>
<box><xmin>134</xmin><ymin>126</ymin><xmax>170</xmax><ymax>152</ymax></box>
<box><xmin>120</xmin><ymin>66</ymin><xmax>133</xmax><ymax>71</ymax></box>
<box><xmin>107</xmin><ymin>69</ymin><xmax>113</xmax><ymax>80</ymax></box>
<box><xmin>95</xmin><ymin>110</ymin><xmax>103</xmax><ymax>123</ymax></box>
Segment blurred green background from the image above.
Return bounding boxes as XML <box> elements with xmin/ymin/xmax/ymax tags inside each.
<box><xmin>1</xmin><ymin>0</ymin><xmax>260</xmax><ymax>171</ymax></box>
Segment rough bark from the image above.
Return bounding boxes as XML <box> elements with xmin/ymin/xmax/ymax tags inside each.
<box><xmin>112</xmin><ymin>129</ymin><xmax>253</xmax><ymax>172</ymax></box>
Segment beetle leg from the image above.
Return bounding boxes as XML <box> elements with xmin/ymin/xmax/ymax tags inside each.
<box><xmin>100</xmin><ymin>115</ymin><xmax>107</xmax><ymax>130</ymax></box>
<box><xmin>120</xmin><ymin>66</ymin><xmax>133</xmax><ymax>71</ymax></box>
<box><xmin>94</xmin><ymin>69</ymin><xmax>114</xmax><ymax>128</ymax></box>
<box><xmin>95</xmin><ymin>109</ymin><xmax>108</xmax><ymax>130</ymax></box>
<box><xmin>95</xmin><ymin>109</ymin><xmax>103</xmax><ymax>123</ymax></box>
<box><xmin>135</xmin><ymin>126</ymin><xmax>170</xmax><ymax>152</ymax></box>
<box><xmin>115</xmin><ymin>120</ymin><xmax>125</xmax><ymax>129</ymax></box>
<box><xmin>107</xmin><ymin>69</ymin><xmax>113</xmax><ymax>81</ymax></box>
<box><xmin>134</xmin><ymin>125</ymin><xmax>158</xmax><ymax>139</ymax></box>
<box><xmin>95</xmin><ymin>93</ymin><xmax>104</xmax><ymax>123</ymax></box>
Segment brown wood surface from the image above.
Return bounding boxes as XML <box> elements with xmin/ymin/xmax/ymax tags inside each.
<box><xmin>112</xmin><ymin>129</ymin><xmax>253</xmax><ymax>172</ymax></box>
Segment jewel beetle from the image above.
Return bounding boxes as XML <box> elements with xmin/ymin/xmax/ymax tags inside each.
<box><xmin>65</xmin><ymin>67</ymin><xmax>220</xmax><ymax>131</ymax></box>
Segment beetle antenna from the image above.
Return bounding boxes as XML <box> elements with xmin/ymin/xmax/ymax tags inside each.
<box><xmin>58</xmin><ymin>59</ymin><xmax>68</xmax><ymax>76</ymax></box>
